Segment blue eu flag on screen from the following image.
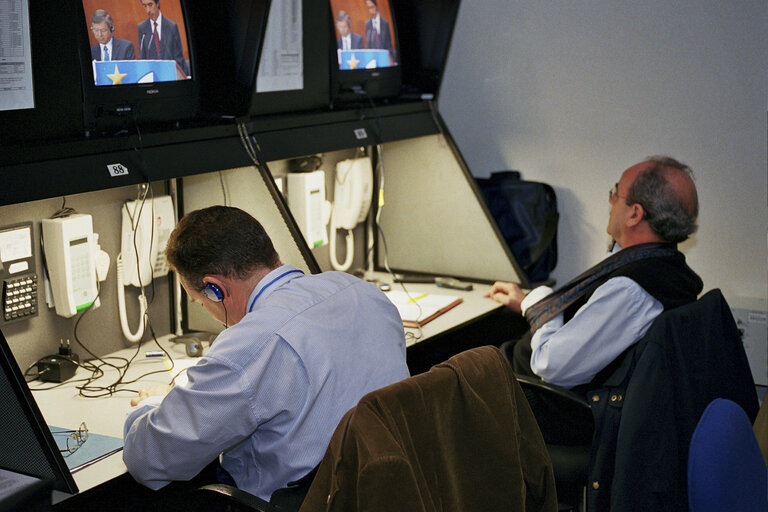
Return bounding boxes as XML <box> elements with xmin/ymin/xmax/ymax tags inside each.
<box><xmin>93</xmin><ymin>60</ymin><xmax>177</xmax><ymax>86</ymax></box>
<box><xmin>338</xmin><ymin>49</ymin><xmax>391</xmax><ymax>70</ymax></box>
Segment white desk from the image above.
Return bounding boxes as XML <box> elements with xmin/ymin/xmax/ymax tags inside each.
<box><xmin>28</xmin><ymin>281</ymin><xmax>506</xmax><ymax>498</ymax></box>
<box><xmin>364</xmin><ymin>272</ymin><xmax>505</xmax><ymax>347</ymax></box>
<box><xmin>28</xmin><ymin>336</ymin><xmax>200</xmax><ymax>497</ymax></box>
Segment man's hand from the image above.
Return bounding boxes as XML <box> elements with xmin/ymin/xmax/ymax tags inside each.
<box><xmin>484</xmin><ymin>281</ymin><xmax>526</xmax><ymax>314</ymax></box>
<box><xmin>130</xmin><ymin>384</ymin><xmax>173</xmax><ymax>406</ymax></box>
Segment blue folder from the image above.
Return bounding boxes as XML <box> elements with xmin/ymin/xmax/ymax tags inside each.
<box><xmin>50</xmin><ymin>426</ymin><xmax>124</xmax><ymax>473</ymax></box>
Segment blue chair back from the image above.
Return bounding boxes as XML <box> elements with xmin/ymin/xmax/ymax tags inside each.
<box><xmin>688</xmin><ymin>398</ymin><xmax>768</xmax><ymax>512</ymax></box>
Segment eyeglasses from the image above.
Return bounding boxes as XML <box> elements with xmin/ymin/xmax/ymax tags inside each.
<box><xmin>90</xmin><ymin>27</ymin><xmax>109</xmax><ymax>34</ymax></box>
<box><xmin>609</xmin><ymin>182</ymin><xmax>627</xmax><ymax>202</ymax></box>
<box><xmin>55</xmin><ymin>422</ymin><xmax>88</xmax><ymax>455</ymax></box>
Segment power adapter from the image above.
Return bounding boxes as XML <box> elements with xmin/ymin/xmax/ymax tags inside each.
<box><xmin>37</xmin><ymin>355</ymin><xmax>78</xmax><ymax>383</ymax></box>
<box><xmin>37</xmin><ymin>339</ymin><xmax>80</xmax><ymax>383</ymax></box>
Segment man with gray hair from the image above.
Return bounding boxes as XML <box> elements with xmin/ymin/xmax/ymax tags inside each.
<box><xmin>486</xmin><ymin>156</ymin><xmax>702</xmax><ymax>390</ymax></box>
<box><xmin>336</xmin><ymin>10</ymin><xmax>364</xmax><ymax>50</ymax></box>
<box><xmin>90</xmin><ymin>9</ymin><xmax>135</xmax><ymax>62</ymax></box>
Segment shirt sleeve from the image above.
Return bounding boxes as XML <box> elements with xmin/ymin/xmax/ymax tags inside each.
<box><xmin>528</xmin><ymin>277</ymin><xmax>663</xmax><ymax>388</ymax></box>
<box><xmin>122</xmin><ymin>335</ymin><xmax>308</xmax><ymax>490</ymax></box>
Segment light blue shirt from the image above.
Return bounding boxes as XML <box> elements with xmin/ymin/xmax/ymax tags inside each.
<box><xmin>123</xmin><ymin>265</ymin><xmax>409</xmax><ymax>500</ymax></box>
<box><xmin>524</xmin><ymin>276</ymin><xmax>663</xmax><ymax>389</ymax></box>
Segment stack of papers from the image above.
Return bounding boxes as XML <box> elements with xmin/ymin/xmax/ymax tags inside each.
<box><xmin>384</xmin><ymin>290</ymin><xmax>463</xmax><ymax>327</ymax></box>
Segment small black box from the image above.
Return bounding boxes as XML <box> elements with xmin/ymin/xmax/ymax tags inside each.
<box><xmin>37</xmin><ymin>356</ymin><xmax>77</xmax><ymax>383</ymax></box>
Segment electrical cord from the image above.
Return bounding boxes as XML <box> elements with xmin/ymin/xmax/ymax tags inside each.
<box><xmin>26</xmin><ymin>275</ymin><xmax>176</xmax><ymax>397</ymax></box>
<box><xmin>367</xmin><ymin>143</ymin><xmax>423</xmax><ymax>343</ymax></box>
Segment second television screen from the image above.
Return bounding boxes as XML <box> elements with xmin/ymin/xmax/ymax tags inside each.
<box><xmin>330</xmin><ymin>0</ymin><xmax>398</xmax><ymax>71</ymax></box>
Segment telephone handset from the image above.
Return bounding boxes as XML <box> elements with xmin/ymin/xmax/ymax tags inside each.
<box><xmin>329</xmin><ymin>157</ymin><xmax>373</xmax><ymax>271</ymax></box>
<box><xmin>41</xmin><ymin>214</ymin><xmax>100</xmax><ymax>318</ymax></box>
<box><xmin>117</xmin><ymin>195</ymin><xmax>175</xmax><ymax>342</ymax></box>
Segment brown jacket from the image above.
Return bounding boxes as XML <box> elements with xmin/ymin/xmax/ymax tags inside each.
<box><xmin>300</xmin><ymin>346</ymin><xmax>557</xmax><ymax>512</ymax></box>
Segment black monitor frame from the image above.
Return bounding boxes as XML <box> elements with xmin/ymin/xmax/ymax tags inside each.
<box><xmin>0</xmin><ymin>329</ymin><xmax>77</xmax><ymax>495</ymax></box>
<box><xmin>73</xmin><ymin>0</ymin><xmax>200</xmax><ymax>136</ymax></box>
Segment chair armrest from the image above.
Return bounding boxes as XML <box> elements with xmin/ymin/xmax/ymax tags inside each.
<box><xmin>188</xmin><ymin>483</ymin><xmax>269</xmax><ymax>512</ymax></box>
<box><xmin>515</xmin><ymin>374</ymin><xmax>593</xmax><ymax>445</ymax></box>
<box><xmin>515</xmin><ymin>375</ymin><xmax>590</xmax><ymax>410</ymax></box>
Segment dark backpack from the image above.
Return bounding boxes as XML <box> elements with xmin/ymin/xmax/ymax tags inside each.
<box><xmin>476</xmin><ymin>171</ymin><xmax>558</xmax><ymax>284</ymax></box>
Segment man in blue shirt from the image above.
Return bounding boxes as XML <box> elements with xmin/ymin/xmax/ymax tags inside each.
<box><xmin>123</xmin><ymin>206</ymin><xmax>409</xmax><ymax>502</ymax></box>
<box><xmin>486</xmin><ymin>156</ymin><xmax>702</xmax><ymax>390</ymax></box>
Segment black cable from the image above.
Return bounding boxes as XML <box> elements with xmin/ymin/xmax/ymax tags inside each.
<box><xmin>367</xmin><ymin>144</ymin><xmax>423</xmax><ymax>343</ymax></box>
<box><xmin>218</xmin><ymin>171</ymin><xmax>229</xmax><ymax>205</ymax></box>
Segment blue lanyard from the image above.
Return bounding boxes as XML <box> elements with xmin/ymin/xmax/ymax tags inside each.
<box><xmin>247</xmin><ymin>269</ymin><xmax>304</xmax><ymax>313</ymax></box>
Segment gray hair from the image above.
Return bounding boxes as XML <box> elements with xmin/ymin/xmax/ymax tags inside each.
<box><xmin>91</xmin><ymin>9</ymin><xmax>114</xmax><ymax>32</ymax></box>
<box><xmin>626</xmin><ymin>155</ymin><xmax>698</xmax><ymax>243</ymax></box>
<box><xmin>336</xmin><ymin>10</ymin><xmax>351</xmax><ymax>27</ymax></box>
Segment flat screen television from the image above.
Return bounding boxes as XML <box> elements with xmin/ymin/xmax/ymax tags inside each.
<box><xmin>329</xmin><ymin>0</ymin><xmax>402</xmax><ymax>103</ymax></box>
<box><xmin>0</xmin><ymin>328</ymin><xmax>77</xmax><ymax>496</ymax></box>
<box><xmin>74</xmin><ymin>0</ymin><xmax>199</xmax><ymax>135</ymax></box>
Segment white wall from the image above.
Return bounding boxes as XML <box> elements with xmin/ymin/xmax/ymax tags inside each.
<box><xmin>439</xmin><ymin>1</ymin><xmax>767</xmax><ymax>303</ymax></box>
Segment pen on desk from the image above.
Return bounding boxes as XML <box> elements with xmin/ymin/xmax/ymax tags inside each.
<box><xmin>145</xmin><ymin>351</ymin><xmax>165</xmax><ymax>358</ymax></box>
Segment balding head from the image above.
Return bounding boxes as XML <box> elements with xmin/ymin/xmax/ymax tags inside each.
<box><xmin>626</xmin><ymin>156</ymin><xmax>698</xmax><ymax>243</ymax></box>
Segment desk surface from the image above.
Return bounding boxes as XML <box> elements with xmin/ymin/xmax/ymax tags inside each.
<box><xmin>364</xmin><ymin>272</ymin><xmax>505</xmax><ymax>347</ymax></box>
<box><xmin>29</xmin><ymin>337</ymin><xmax>199</xmax><ymax>497</ymax></box>
<box><xmin>29</xmin><ymin>280</ymin><xmax>505</xmax><ymax>498</ymax></box>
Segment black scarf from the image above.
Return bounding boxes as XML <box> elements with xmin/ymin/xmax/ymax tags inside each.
<box><xmin>524</xmin><ymin>242</ymin><xmax>678</xmax><ymax>333</ymax></box>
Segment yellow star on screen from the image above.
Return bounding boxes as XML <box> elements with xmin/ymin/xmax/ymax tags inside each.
<box><xmin>107</xmin><ymin>65</ymin><xmax>127</xmax><ymax>85</ymax></box>
<box><xmin>346</xmin><ymin>54</ymin><xmax>360</xmax><ymax>70</ymax></box>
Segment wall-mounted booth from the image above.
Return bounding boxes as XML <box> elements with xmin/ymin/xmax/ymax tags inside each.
<box><xmin>0</xmin><ymin>1</ymin><xmax>531</xmax><ymax>502</ymax></box>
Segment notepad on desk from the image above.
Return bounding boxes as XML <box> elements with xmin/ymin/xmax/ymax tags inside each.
<box><xmin>385</xmin><ymin>290</ymin><xmax>463</xmax><ymax>327</ymax></box>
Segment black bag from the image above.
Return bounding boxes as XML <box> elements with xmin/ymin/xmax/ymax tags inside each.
<box><xmin>476</xmin><ymin>171</ymin><xmax>558</xmax><ymax>283</ymax></box>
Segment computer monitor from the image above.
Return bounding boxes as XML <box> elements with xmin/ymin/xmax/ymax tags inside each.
<box><xmin>329</xmin><ymin>0</ymin><xmax>402</xmax><ymax>103</ymax></box>
<box><xmin>0</xmin><ymin>329</ymin><xmax>77</xmax><ymax>495</ymax></box>
<box><xmin>74</xmin><ymin>0</ymin><xmax>199</xmax><ymax>134</ymax></box>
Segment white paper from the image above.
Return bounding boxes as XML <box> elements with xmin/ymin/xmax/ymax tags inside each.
<box><xmin>256</xmin><ymin>0</ymin><xmax>303</xmax><ymax>92</ymax></box>
<box><xmin>0</xmin><ymin>0</ymin><xmax>34</xmax><ymax>111</ymax></box>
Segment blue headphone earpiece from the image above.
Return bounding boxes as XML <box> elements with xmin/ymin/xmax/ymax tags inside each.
<box><xmin>203</xmin><ymin>283</ymin><xmax>225</xmax><ymax>302</ymax></box>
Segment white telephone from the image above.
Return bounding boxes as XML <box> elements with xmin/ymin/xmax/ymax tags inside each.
<box><xmin>41</xmin><ymin>214</ymin><xmax>101</xmax><ymax>318</ymax></box>
<box><xmin>329</xmin><ymin>157</ymin><xmax>373</xmax><ymax>271</ymax></box>
<box><xmin>117</xmin><ymin>195</ymin><xmax>175</xmax><ymax>342</ymax></box>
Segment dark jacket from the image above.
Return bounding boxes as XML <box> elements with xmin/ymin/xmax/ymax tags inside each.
<box><xmin>587</xmin><ymin>289</ymin><xmax>759</xmax><ymax>512</ymax></box>
<box><xmin>300</xmin><ymin>346</ymin><xmax>558</xmax><ymax>512</ymax></box>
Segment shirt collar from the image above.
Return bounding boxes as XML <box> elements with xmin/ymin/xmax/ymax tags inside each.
<box><xmin>247</xmin><ymin>265</ymin><xmax>305</xmax><ymax>313</ymax></box>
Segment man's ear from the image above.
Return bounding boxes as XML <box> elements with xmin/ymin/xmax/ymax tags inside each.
<box><xmin>626</xmin><ymin>203</ymin><xmax>646</xmax><ymax>227</ymax></box>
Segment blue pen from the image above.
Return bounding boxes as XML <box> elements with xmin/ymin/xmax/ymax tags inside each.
<box><xmin>145</xmin><ymin>351</ymin><xmax>164</xmax><ymax>358</ymax></box>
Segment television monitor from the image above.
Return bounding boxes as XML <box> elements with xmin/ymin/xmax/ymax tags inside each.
<box><xmin>0</xmin><ymin>329</ymin><xmax>77</xmax><ymax>496</ymax></box>
<box><xmin>74</xmin><ymin>0</ymin><xmax>199</xmax><ymax>135</ymax></box>
<box><xmin>329</xmin><ymin>0</ymin><xmax>402</xmax><ymax>103</ymax></box>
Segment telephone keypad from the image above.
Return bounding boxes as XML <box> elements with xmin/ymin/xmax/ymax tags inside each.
<box><xmin>3</xmin><ymin>274</ymin><xmax>38</xmax><ymax>323</ymax></box>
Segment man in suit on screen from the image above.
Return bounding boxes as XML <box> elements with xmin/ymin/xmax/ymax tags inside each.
<box><xmin>90</xmin><ymin>10</ymin><xmax>135</xmax><ymax>62</ymax></box>
<box><xmin>364</xmin><ymin>0</ymin><xmax>395</xmax><ymax>64</ymax></box>
<box><xmin>336</xmin><ymin>11</ymin><xmax>364</xmax><ymax>51</ymax></box>
<box><xmin>137</xmin><ymin>0</ymin><xmax>188</xmax><ymax>76</ymax></box>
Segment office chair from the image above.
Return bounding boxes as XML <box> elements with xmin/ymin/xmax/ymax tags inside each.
<box><xmin>687</xmin><ymin>398</ymin><xmax>768</xmax><ymax>512</ymax></box>
<box><xmin>515</xmin><ymin>375</ymin><xmax>593</xmax><ymax>512</ymax></box>
<box><xmin>299</xmin><ymin>346</ymin><xmax>558</xmax><ymax>512</ymax></box>
<box><xmin>185</xmin><ymin>467</ymin><xmax>317</xmax><ymax>512</ymax></box>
